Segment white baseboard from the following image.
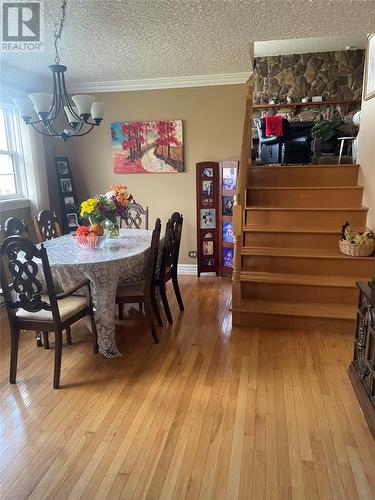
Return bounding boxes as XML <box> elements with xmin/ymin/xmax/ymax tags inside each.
<box><xmin>178</xmin><ymin>264</ymin><xmax>197</xmax><ymax>275</ymax></box>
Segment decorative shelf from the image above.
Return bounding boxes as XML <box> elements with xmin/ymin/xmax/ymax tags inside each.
<box><xmin>253</xmin><ymin>99</ymin><xmax>361</xmax><ymax>109</ymax></box>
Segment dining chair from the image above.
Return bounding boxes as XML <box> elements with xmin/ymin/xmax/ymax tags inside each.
<box><xmin>152</xmin><ymin>212</ymin><xmax>184</xmax><ymax>325</ymax></box>
<box><xmin>119</xmin><ymin>200</ymin><xmax>149</xmax><ymax>229</ymax></box>
<box><xmin>115</xmin><ymin>218</ymin><xmax>161</xmax><ymax>344</ymax></box>
<box><xmin>33</xmin><ymin>210</ymin><xmax>61</xmax><ymax>243</ymax></box>
<box><xmin>0</xmin><ymin>235</ymin><xmax>98</xmax><ymax>389</ymax></box>
<box><xmin>3</xmin><ymin>217</ymin><xmax>32</xmax><ymax>239</ymax></box>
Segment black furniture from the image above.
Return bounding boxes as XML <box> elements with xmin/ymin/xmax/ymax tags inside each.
<box><xmin>152</xmin><ymin>212</ymin><xmax>184</xmax><ymax>325</ymax></box>
<box><xmin>0</xmin><ymin>236</ymin><xmax>98</xmax><ymax>389</ymax></box>
<box><xmin>349</xmin><ymin>275</ymin><xmax>375</xmax><ymax>439</ymax></box>
<box><xmin>33</xmin><ymin>210</ymin><xmax>61</xmax><ymax>243</ymax></box>
<box><xmin>3</xmin><ymin>217</ymin><xmax>31</xmax><ymax>239</ymax></box>
<box><xmin>255</xmin><ymin>117</ymin><xmax>313</xmax><ymax>164</ymax></box>
<box><xmin>116</xmin><ymin>219</ymin><xmax>161</xmax><ymax>343</ymax></box>
<box><xmin>119</xmin><ymin>200</ymin><xmax>149</xmax><ymax>229</ymax></box>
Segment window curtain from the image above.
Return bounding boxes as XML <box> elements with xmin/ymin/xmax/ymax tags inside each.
<box><xmin>21</xmin><ymin>123</ymin><xmax>50</xmax><ymax>216</ymax></box>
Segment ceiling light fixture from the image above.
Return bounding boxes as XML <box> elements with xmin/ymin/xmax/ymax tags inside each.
<box><xmin>13</xmin><ymin>0</ymin><xmax>104</xmax><ymax>141</ymax></box>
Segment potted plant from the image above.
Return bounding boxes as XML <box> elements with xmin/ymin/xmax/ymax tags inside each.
<box><xmin>312</xmin><ymin>114</ymin><xmax>343</xmax><ymax>154</ymax></box>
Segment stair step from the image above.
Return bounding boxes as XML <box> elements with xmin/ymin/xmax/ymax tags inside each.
<box><xmin>240</xmin><ymin>271</ymin><xmax>362</xmax><ymax>288</ymax></box>
<box><xmin>241</xmin><ymin>248</ymin><xmax>374</xmax><ymax>277</ymax></box>
<box><xmin>247</xmin><ymin>186</ymin><xmax>363</xmax><ymax>208</ymax></box>
<box><xmin>241</xmin><ymin>246</ymin><xmax>373</xmax><ymax>259</ymax></box>
<box><xmin>245</xmin><ymin>207</ymin><xmax>368</xmax><ymax>228</ymax></box>
<box><xmin>233</xmin><ymin>299</ymin><xmax>357</xmax><ymax>320</ymax></box>
<box><xmin>244</xmin><ymin>227</ymin><xmax>344</xmax><ymax>250</ymax></box>
<box><xmin>248</xmin><ymin>164</ymin><xmax>359</xmax><ymax>187</ymax></box>
<box><xmin>232</xmin><ymin>299</ymin><xmax>357</xmax><ymax>333</ymax></box>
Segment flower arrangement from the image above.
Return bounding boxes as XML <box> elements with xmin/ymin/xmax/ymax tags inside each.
<box><xmin>80</xmin><ymin>185</ymin><xmax>132</xmax><ymax>224</ymax></box>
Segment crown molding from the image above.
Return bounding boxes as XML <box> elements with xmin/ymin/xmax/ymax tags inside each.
<box><xmin>69</xmin><ymin>72</ymin><xmax>250</xmax><ymax>93</ymax></box>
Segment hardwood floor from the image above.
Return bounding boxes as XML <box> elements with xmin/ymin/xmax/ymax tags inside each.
<box><xmin>1</xmin><ymin>276</ymin><xmax>375</xmax><ymax>499</ymax></box>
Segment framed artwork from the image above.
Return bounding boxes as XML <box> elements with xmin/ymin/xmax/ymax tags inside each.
<box><xmin>111</xmin><ymin>120</ymin><xmax>183</xmax><ymax>173</ymax></box>
<box><xmin>223</xmin><ymin>247</ymin><xmax>233</xmax><ymax>267</ymax></box>
<box><xmin>202</xmin><ymin>198</ymin><xmax>213</xmax><ymax>207</ymax></box>
<box><xmin>56</xmin><ymin>160</ymin><xmax>70</xmax><ymax>175</ymax></box>
<box><xmin>202</xmin><ymin>180</ymin><xmax>213</xmax><ymax>196</ymax></box>
<box><xmin>67</xmin><ymin>213</ymin><xmax>78</xmax><ymax>228</ymax></box>
<box><xmin>64</xmin><ymin>196</ymin><xmax>76</xmax><ymax>211</ymax></box>
<box><xmin>222</xmin><ymin>165</ymin><xmax>237</xmax><ymax>190</ymax></box>
<box><xmin>223</xmin><ymin>221</ymin><xmax>234</xmax><ymax>243</ymax></box>
<box><xmin>203</xmin><ymin>240</ymin><xmax>214</xmax><ymax>255</ymax></box>
<box><xmin>201</xmin><ymin>167</ymin><xmax>213</xmax><ymax>177</ymax></box>
<box><xmin>364</xmin><ymin>34</ymin><xmax>375</xmax><ymax>100</ymax></box>
<box><xmin>222</xmin><ymin>196</ymin><xmax>233</xmax><ymax>216</ymax></box>
<box><xmin>200</xmin><ymin>209</ymin><xmax>216</xmax><ymax>229</ymax></box>
<box><xmin>60</xmin><ymin>178</ymin><xmax>73</xmax><ymax>193</ymax></box>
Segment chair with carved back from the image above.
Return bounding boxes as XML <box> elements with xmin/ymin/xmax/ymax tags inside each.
<box><xmin>119</xmin><ymin>200</ymin><xmax>149</xmax><ymax>230</ymax></box>
<box><xmin>152</xmin><ymin>212</ymin><xmax>184</xmax><ymax>325</ymax></box>
<box><xmin>3</xmin><ymin>217</ymin><xmax>32</xmax><ymax>239</ymax></box>
<box><xmin>115</xmin><ymin>218</ymin><xmax>161</xmax><ymax>343</ymax></box>
<box><xmin>0</xmin><ymin>236</ymin><xmax>98</xmax><ymax>389</ymax></box>
<box><xmin>33</xmin><ymin>210</ymin><xmax>61</xmax><ymax>243</ymax></box>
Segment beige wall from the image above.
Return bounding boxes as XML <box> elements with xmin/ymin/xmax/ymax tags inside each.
<box><xmin>51</xmin><ymin>84</ymin><xmax>247</xmax><ymax>264</ymax></box>
<box><xmin>358</xmin><ymin>96</ymin><xmax>375</xmax><ymax>231</ymax></box>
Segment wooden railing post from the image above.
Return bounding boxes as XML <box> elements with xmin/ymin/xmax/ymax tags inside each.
<box><xmin>232</xmin><ymin>75</ymin><xmax>254</xmax><ymax>305</ymax></box>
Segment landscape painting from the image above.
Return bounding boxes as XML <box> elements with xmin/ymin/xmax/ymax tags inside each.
<box><xmin>111</xmin><ymin>120</ymin><xmax>183</xmax><ymax>173</ymax></box>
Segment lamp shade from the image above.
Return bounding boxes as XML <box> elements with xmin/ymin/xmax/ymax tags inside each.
<box><xmin>72</xmin><ymin>95</ymin><xmax>95</xmax><ymax>116</ymax></box>
<box><xmin>64</xmin><ymin>106</ymin><xmax>79</xmax><ymax>124</ymax></box>
<box><xmin>91</xmin><ymin>101</ymin><xmax>105</xmax><ymax>120</ymax></box>
<box><xmin>29</xmin><ymin>93</ymin><xmax>53</xmax><ymax>114</ymax></box>
<box><xmin>13</xmin><ymin>98</ymin><xmax>35</xmax><ymax>119</ymax></box>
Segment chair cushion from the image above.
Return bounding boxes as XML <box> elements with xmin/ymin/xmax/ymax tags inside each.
<box><xmin>116</xmin><ymin>283</ymin><xmax>144</xmax><ymax>301</ymax></box>
<box><xmin>16</xmin><ymin>295</ymin><xmax>88</xmax><ymax>322</ymax></box>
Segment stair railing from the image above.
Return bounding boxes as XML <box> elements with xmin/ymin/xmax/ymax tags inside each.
<box><xmin>233</xmin><ymin>75</ymin><xmax>254</xmax><ymax>301</ymax></box>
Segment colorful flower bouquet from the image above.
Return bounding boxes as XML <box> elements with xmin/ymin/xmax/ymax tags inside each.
<box><xmin>79</xmin><ymin>185</ymin><xmax>132</xmax><ymax>239</ymax></box>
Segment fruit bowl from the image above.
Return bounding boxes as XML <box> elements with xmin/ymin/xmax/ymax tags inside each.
<box><xmin>72</xmin><ymin>233</ymin><xmax>107</xmax><ymax>249</ymax></box>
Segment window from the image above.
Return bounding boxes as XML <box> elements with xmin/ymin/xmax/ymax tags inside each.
<box><xmin>0</xmin><ymin>102</ymin><xmax>27</xmax><ymax>200</ymax></box>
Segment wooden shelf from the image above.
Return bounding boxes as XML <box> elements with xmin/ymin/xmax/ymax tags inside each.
<box><xmin>253</xmin><ymin>99</ymin><xmax>361</xmax><ymax>109</ymax></box>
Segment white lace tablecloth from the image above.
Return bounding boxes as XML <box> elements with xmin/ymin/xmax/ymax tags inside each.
<box><xmin>42</xmin><ymin>229</ymin><xmax>153</xmax><ymax>357</ymax></box>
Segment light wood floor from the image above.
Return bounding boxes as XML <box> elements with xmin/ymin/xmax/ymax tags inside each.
<box><xmin>1</xmin><ymin>276</ymin><xmax>375</xmax><ymax>499</ymax></box>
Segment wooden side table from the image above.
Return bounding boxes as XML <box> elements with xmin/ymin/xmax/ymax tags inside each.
<box><xmin>349</xmin><ymin>276</ymin><xmax>375</xmax><ymax>439</ymax></box>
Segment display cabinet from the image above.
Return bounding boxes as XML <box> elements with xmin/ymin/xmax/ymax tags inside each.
<box><xmin>219</xmin><ymin>160</ymin><xmax>238</xmax><ymax>276</ymax></box>
<box><xmin>196</xmin><ymin>162</ymin><xmax>220</xmax><ymax>276</ymax></box>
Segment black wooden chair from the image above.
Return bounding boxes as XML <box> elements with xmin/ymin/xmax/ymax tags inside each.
<box><xmin>119</xmin><ymin>200</ymin><xmax>149</xmax><ymax>230</ymax></box>
<box><xmin>115</xmin><ymin>218</ymin><xmax>161</xmax><ymax>343</ymax></box>
<box><xmin>3</xmin><ymin>217</ymin><xmax>32</xmax><ymax>239</ymax></box>
<box><xmin>0</xmin><ymin>236</ymin><xmax>98</xmax><ymax>389</ymax></box>
<box><xmin>33</xmin><ymin>210</ymin><xmax>61</xmax><ymax>243</ymax></box>
<box><xmin>152</xmin><ymin>212</ymin><xmax>184</xmax><ymax>325</ymax></box>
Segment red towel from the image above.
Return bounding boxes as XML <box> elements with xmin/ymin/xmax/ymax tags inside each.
<box><xmin>265</xmin><ymin>115</ymin><xmax>283</xmax><ymax>137</ymax></box>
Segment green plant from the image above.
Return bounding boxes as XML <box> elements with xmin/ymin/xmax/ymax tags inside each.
<box><xmin>311</xmin><ymin>115</ymin><xmax>343</xmax><ymax>142</ymax></box>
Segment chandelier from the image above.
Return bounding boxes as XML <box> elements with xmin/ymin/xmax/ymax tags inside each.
<box><xmin>13</xmin><ymin>0</ymin><xmax>104</xmax><ymax>141</ymax></box>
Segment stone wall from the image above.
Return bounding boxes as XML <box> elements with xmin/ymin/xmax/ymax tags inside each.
<box><xmin>254</xmin><ymin>49</ymin><xmax>364</xmax><ymax>102</ymax></box>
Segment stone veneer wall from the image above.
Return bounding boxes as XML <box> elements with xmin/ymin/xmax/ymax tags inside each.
<box><xmin>254</xmin><ymin>49</ymin><xmax>364</xmax><ymax>102</ymax></box>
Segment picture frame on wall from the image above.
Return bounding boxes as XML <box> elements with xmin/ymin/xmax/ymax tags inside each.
<box><xmin>364</xmin><ymin>33</ymin><xmax>375</xmax><ymax>100</ymax></box>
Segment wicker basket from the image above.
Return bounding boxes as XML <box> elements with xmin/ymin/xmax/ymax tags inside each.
<box><xmin>339</xmin><ymin>239</ymin><xmax>375</xmax><ymax>257</ymax></box>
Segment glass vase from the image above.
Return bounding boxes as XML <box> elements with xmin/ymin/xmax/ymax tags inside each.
<box><xmin>104</xmin><ymin>219</ymin><xmax>120</xmax><ymax>239</ymax></box>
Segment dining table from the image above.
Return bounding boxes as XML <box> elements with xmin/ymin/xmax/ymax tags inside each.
<box><xmin>42</xmin><ymin>228</ymin><xmax>154</xmax><ymax>358</ymax></box>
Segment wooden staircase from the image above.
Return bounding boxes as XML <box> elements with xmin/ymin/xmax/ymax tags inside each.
<box><xmin>231</xmin><ymin>80</ymin><xmax>374</xmax><ymax>334</ymax></box>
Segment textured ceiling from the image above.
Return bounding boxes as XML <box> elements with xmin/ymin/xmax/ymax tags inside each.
<box><xmin>1</xmin><ymin>0</ymin><xmax>375</xmax><ymax>84</ymax></box>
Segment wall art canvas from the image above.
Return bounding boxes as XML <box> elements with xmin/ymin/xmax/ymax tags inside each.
<box><xmin>365</xmin><ymin>34</ymin><xmax>375</xmax><ymax>100</ymax></box>
<box><xmin>111</xmin><ymin>120</ymin><xmax>183</xmax><ymax>173</ymax></box>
